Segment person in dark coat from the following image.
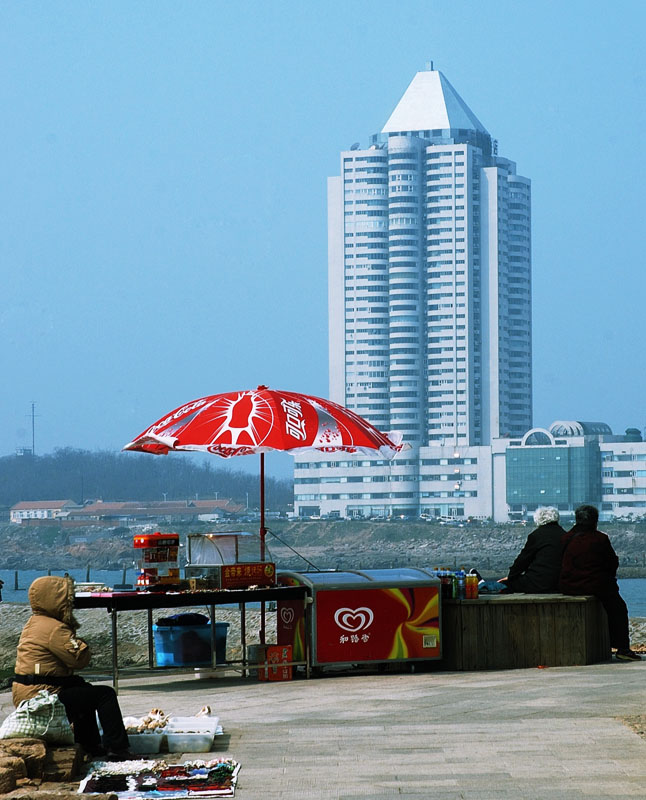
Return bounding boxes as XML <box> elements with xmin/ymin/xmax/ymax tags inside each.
<box><xmin>559</xmin><ymin>504</ymin><xmax>641</xmax><ymax>661</ymax></box>
<box><xmin>499</xmin><ymin>506</ymin><xmax>565</xmax><ymax>593</ymax></box>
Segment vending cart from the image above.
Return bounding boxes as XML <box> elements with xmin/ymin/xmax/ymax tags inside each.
<box><xmin>276</xmin><ymin>568</ymin><xmax>441</xmax><ymax>669</ymax></box>
<box><xmin>184</xmin><ymin>532</ymin><xmax>276</xmax><ymax>589</ymax></box>
<box><xmin>133</xmin><ymin>531</ymin><xmax>180</xmax><ymax>587</ymax></box>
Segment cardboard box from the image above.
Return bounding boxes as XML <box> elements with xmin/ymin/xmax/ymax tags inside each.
<box><xmin>257</xmin><ymin>645</ymin><xmax>292</xmax><ymax>682</ymax></box>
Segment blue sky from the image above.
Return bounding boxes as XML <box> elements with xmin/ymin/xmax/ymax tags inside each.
<box><xmin>2</xmin><ymin>0</ymin><xmax>645</xmax><ymax>479</ymax></box>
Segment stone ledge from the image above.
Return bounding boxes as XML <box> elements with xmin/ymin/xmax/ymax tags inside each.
<box><xmin>3</xmin><ymin>787</ymin><xmax>116</xmax><ymax>800</ymax></box>
<box><xmin>0</xmin><ymin>739</ymin><xmax>82</xmax><ymax>784</ymax></box>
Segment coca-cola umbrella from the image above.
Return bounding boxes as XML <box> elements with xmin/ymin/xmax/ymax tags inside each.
<box><xmin>123</xmin><ymin>385</ymin><xmax>407</xmax><ymax>559</ymax></box>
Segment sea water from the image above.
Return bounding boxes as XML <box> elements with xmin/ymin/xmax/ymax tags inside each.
<box><xmin>0</xmin><ymin>568</ymin><xmax>138</xmax><ymax>602</ymax></box>
<box><xmin>2</xmin><ymin>569</ymin><xmax>646</xmax><ymax>616</ymax></box>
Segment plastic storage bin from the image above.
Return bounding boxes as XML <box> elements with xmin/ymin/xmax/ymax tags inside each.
<box><xmin>165</xmin><ymin>732</ymin><xmax>214</xmax><ymax>753</ymax></box>
<box><xmin>153</xmin><ymin>622</ymin><xmax>229</xmax><ymax>667</ymax></box>
<box><xmin>127</xmin><ymin>733</ymin><xmax>164</xmax><ymax>754</ymax></box>
<box><xmin>164</xmin><ymin>716</ymin><xmax>219</xmax><ymax>752</ymax></box>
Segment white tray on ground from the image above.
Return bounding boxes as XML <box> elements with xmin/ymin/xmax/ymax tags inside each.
<box><xmin>164</xmin><ymin>716</ymin><xmax>220</xmax><ymax>734</ymax></box>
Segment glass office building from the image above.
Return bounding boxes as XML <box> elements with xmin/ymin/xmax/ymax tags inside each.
<box><xmin>506</xmin><ymin>442</ymin><xmax>602</xmax><ymax>511</ymax></box>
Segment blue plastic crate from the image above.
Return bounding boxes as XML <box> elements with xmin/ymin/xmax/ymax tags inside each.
<box><xmin>152</xmin><ymin>621</ymin><xmax>229</xmax><ymax>667</ymax></box>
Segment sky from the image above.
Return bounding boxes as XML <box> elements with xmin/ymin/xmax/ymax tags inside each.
<box><xmin>2</xmin><ymin>0</ymin><xmax>645</xmax><ymax>481</ymax></box>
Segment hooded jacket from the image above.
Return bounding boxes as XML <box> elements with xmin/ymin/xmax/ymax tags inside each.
<box><xmin>12</xmin><ymin>576</ymin><xmax>91</xmax><ymax>707</ymax></box>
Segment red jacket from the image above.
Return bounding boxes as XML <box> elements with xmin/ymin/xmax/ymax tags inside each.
<box><xmin>559</xmin><ymin>525</ymin><xmax>619</xmax><ymax>596</ymax></box>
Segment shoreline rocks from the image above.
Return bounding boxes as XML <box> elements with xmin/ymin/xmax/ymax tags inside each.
<box><xmin>0</xmin><ymin>604</ymin><xmax>273</xmax><ymax>685</ymax></box>
<box><xmin>2</xmin><ymin>520</ymin><xmax>646</xmax><ymax>577</ymax></box>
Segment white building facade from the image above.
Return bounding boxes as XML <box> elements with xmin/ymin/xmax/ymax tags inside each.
<box><xmin>295</xmin><ymin>422</ymin><xmax>646</xmax><ymax>523</ymax></box>
<box><xmin>599</xmin><ymin>440</ymin><xmax>646</xmax><ymax>520</ymax></box>
<box><xmin>297</xmin><ymin>67</ymin><xmax>531</xmax><ymax>520</ymax></box>
<box><xmin>10</xmin><ymin>500</ymin><xmax>80</xmax><ymax>523</ymax></box>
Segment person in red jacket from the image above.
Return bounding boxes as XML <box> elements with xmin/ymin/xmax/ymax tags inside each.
<box><xmin>559</xmin><ymin>505</ymin><xmax>641</xmax><ymax>662</ymax></box>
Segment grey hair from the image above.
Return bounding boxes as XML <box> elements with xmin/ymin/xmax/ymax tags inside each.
<box><xmin>533</xmin><ymin>506</ymin><xmax>560</xmax><ymax>526</ymax></box>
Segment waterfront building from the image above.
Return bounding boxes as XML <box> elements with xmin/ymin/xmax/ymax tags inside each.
<box><xmin>297</xmin><ymin>65</ymin><xmax>532</xmax><ymax>519</ymax></box>
<box><xmin>296</xmin><ymin>421</ymin><xmax>646</xmax><ymax>522</ymax></box>
<box><xmin>492</xmin><ymin>422</ymin><xmax>646</xmax><ymax>523</ymax></box>
<box><xmin>10</xmin><ymin>499</ymin><xmax>80</xmax><ymax>524</ymax></box>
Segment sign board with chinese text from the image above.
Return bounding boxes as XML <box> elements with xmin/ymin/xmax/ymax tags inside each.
<box><xmin>219</xmin><ymin>561</ymin><xmax>275</xmax><ymax>589</ymax></box>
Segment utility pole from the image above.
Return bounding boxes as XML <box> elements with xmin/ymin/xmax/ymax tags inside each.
<box><xmin>26</xmin><ymin>402</ymin><xmax>39</xmax><ymax>455</ymax></box>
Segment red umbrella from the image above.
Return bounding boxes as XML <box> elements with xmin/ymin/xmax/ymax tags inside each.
<box><xmin>124</xmin><ymin>385</ymin><xmax>407</xmax><ymax>558</ymax></box>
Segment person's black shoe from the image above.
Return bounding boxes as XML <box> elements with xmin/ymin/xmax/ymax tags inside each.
<box><xmin>105</xmin><ymin>750</ymin><xmax>134</xmax><ymax>762</ymax></box>
<box><xmin>615</xmin><ymin>649</ymin><xmax>642</xmax><ymax>662</ymax></box>
<box><xmin>83</xmin><ymin>745</ymin><xmax>108</xmax><ymax>759</ymax></box>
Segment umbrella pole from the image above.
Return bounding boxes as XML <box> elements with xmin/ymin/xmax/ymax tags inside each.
<box><xmin>260</xmin><ymin>452</ymin><xmax>266</xmax><ymax>645</ymax></box>
<box><xmin>260</xmin><ymin>452</ymin><xmax>266</xmax><ymax>561</ymax></box>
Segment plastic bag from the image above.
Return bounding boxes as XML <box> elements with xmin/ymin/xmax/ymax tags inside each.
<box><xmin>0</xmin><ymin>689</ymin><xmax>74</xmax><ymax>744</ymax></box>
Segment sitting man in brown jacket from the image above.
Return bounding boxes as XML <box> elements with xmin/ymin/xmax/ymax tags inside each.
<box><xmin>12</xmin><ymin>575</ymin><xmax>131</xmax><ymax>758</ymax></box>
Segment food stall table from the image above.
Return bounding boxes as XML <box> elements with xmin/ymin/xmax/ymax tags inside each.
<box><xmin>74</xmin><ymin>585</ymin><xmax>310</xmax><ymax>692</ymax></box>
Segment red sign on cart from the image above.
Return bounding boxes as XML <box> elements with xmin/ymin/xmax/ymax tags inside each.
<box><xmin>314</xmin><ymin>586</ymin><xmax>440</xmax><ymax>664</ymax></box>
<box><xmin>220</xmin><ymin>562</ymin><xmax>275</xmax><ymax>589</ymax></box>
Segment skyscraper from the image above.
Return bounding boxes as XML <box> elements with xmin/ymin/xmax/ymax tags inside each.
<box><xmin>296</xmin><ymin>66</ymin><xmax>532</xmax><ymax>520</ymax></box>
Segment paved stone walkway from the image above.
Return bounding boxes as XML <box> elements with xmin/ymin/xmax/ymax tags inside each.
<box><xmin>2</xmin><ymin>661</ymin><xmax>645</xmax><ymax>798</ymax></box>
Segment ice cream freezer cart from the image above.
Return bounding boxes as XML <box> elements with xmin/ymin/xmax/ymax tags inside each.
<box><xmin>276</xmin><ymin>568</ymin><xmax>441</xmax><ymax>670</ymax></box>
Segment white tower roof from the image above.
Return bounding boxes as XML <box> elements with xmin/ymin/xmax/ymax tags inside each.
<box><xmin>381</xmin><ymin>69</ymin><xmax>488</xmax><ymax>135</ymax></box>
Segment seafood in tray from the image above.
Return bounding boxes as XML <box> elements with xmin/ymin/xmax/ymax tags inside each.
<box><xmin>122</xmin><ymin>707</ymin><xmax>221</xmax><ymax>754</ymax></box>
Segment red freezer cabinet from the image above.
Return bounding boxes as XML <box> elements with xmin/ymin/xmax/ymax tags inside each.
<box><xmin>277</xmin><ymin>568</ymin><xmax>441</xmax><ymax>669</ymax></box>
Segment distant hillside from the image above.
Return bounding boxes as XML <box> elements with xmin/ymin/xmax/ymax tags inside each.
<box><xmin>2</xmin><ymin>518</ymin><xmax>644</xmax><ymax>577</ymax></box>
<box><xmin>0</xmin><ymin>448</ymin><xmax>292</xmax><ymax>510</ymax></box>
<box><xmin>267</xmin><ymin>520</ymin><xmax>646</xmax><ymax>577</ymax></box>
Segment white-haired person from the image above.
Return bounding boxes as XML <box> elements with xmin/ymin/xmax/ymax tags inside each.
<box><xmin>499</xmin><ymin>507</ymin><xmax>566</xmax><ymax>593</ymax></box>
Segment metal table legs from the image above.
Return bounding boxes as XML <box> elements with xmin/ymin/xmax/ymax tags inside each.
<box><xmin>111</xmin><ymin>609</ymin><xmax>119</xmax><ymax>693</ymax></box>
<box><xmin>147</xmin><ymin>608</ymin><xmax>154</xmax><ymax>668</ymax></box>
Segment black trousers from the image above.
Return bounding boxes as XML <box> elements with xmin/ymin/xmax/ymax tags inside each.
<box><xmin>58</xmin><ymin>682</ymin><xmax>129</xmax><ymax>753</ymax></box>
<box><xmin>597</xmin><ymin>588</ymin><xmax>630</xmax><ymax>650</ymax></box>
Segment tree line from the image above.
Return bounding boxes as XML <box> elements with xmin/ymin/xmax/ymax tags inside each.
<box><xmin>0</xmin><ymin>448</ymin><xmax>293</xmax><ymax>509</ymax></box>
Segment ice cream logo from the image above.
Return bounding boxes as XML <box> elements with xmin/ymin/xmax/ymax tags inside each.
<box><xmin>280</xmin><ymin>607</ymin><xmax>295</xmax><ymax>625</ymax></box>
<box><xmin>333</xmin><ymin>607</ymin><xmax>374</xmax><ymax>633</ymax></box>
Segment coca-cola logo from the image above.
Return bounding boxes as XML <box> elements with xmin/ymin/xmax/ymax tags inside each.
<box><xmin>147</xmin><ymin>398</ymin><xmax>208</xmax><ymax>436</ymax></box>
<box><xmin>207</xmin><ymin>392</ymin><xmax>274</xmax><ymax>447</ymax></box>
<box><xmin>333</xmin><ymin>607</ymin><xmax>374</xmax><ymax>633</ymax></box>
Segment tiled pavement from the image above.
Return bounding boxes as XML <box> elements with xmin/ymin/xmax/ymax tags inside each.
<box><xmin>2</xmin><ymin>661</ymin><xmax>645</xmax><ymax>798</ymax></box>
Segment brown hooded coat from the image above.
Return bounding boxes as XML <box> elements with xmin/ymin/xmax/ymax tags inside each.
<box><xmin>12</xmin><ymin>576</ymin><xmax>91</xmax><ymax>707</ymax></box>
